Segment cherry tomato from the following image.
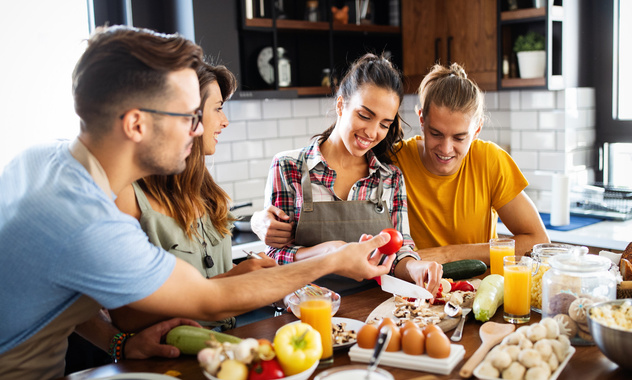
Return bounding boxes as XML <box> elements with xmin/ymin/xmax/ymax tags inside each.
<box><xmin>378</xmin><ymin>228</ymin><xmax>403</xmax><ymax>255</ymax></box>
<box><xmin>451</xmin><ymin>281</ymin><xmax>475</xmax><ymax>292</ymax></box>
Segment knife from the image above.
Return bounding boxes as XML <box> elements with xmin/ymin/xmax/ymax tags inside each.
<box><xmin>380</xmin><ymin>275</ymin><xmax>434</xmax><ymax>299</ymax></box>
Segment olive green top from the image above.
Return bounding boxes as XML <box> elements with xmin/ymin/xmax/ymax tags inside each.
<box><xmin>132</xmin><ymin>182</ymin><xmax>235</xmax><ymax>329</ymax></box>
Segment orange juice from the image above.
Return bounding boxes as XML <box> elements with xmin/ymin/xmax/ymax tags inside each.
<box><xmin>504</xmin><ymin>265</ymin><xmax>532</xmax><ymax>316</ymax></box>
<box><xmin>300</xmin><ymin>298</ymin><xmax>333</xmax><ymax>361</ymax></box>
<box><xmin>490</xmin><ymin>245</ymin><xmax>514</xmax><ymax>275</ymax></box>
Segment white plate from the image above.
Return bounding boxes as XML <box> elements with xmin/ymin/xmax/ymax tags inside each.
<box><xmin>95</xmin><ymin>373</ymin><xmax>179</xmax><ymax>380</ymax></box>
<box><xmin>473</xmin><ymin>346</ymin><xmax>576</xmax><ymax>380</ymax></box>
<box><xmin>285</xmin><ymin>317</ymin><xmax>364</xmax><ymax>350</ymax></box>
<box><xmin>349</xmin><ymin>343</ymin><xmax>465</xmax><ymax>375</ymax></box>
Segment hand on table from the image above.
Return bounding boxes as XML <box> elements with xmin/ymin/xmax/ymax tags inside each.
<box><xmin>251</xmin><ymin>206</ymin><xmax>293</xmax><ymax>248</ymax></box>
<box><xmin>125</xmin><ymin>318</ymin><xmax>201</xmax><ymax>359</ymax></box>
<box><xmin>223</xmin><ymin>253</ymin><xmax>278</xmax><ymax>276</ymax></box>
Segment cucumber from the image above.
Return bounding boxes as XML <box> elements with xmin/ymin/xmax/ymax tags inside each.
<box><xmin>165</xmin><ymin>325</ymin><xmax>242</xmax><ymax>355</ymax></box>
<box><xmin>442</xmin><ymin>259</ymin><xmax>488</xmax><ymax>280</ymax></box>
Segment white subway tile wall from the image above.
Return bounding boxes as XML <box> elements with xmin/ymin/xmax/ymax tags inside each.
<box><xmin>214</xmin><ymin>88</ymin><xmax>596</xmax><ymax>216</ymax></box>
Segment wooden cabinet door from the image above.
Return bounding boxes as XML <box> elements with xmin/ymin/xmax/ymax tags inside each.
<box><xmin>401</xmin><ymin>0</ymin><xmax>497</xmax><ymax>92</ymax></box>
<box><xmin>445</xmin><ymin>0</ymin><xmax>497</xmax><ymax>90</ymax></box>
<box><xmin>401</xmin><ymin>0</ymin><xmax>446</xmax><ymax>91</ymax></box>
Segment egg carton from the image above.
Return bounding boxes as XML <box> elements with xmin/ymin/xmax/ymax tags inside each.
<box><xmin>348</xmin><ymin>343</ymin><xmax>465</xmax><ymax>375</ymax></box>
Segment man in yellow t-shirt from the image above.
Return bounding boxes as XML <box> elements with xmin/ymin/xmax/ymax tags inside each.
<box><xmin>392</xmin><ymin>63</ymin><xmax>549</xmax><ymax>264</ymax></box>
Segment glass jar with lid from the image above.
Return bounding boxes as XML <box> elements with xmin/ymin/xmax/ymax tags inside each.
<box><xmin>530</xmin><ymin>243</ymin><xmax>574</xmax><ymax>313</ymax></box>
<box><xmin>542</xmin><ymin>246</ymin><xmax>616</xmax><ymax>345</ymax></box>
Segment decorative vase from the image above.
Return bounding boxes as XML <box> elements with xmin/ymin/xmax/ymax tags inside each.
<box><xmin>516</xmin><ymin>50</ymin><xmax>545</xmax><ymax>79</ymax></box>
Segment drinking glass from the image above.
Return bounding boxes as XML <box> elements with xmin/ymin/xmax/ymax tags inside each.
<box><xmin>299</xmin><ymin>291</ymin><xmax>334</xmax><ymax>367</ymax></box>
<box><xmin>490</xmin><ymin>238</ymin><xmax>515</xmax><ymax>275</ymax></box>
<box><xmin>503</xmin><ymin>255</ymin><xmax>535</xmax><ymax>324</ymax></box>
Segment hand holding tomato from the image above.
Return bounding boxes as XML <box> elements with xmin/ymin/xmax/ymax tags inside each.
<box><xmin>377</xmin><ymin>228</ymin><xmax>403</xmax><ymax>255</ymax></box>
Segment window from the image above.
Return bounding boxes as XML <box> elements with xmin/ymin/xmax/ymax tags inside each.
<box><xmin>0</xmin><ymin>1</ymin><xmax>90</xmax><ymax>172</ymax></box>
<box><xmin>615</xmin><ymin>0</ymin><xmax>631</xmax><ymax>119</ymax></box>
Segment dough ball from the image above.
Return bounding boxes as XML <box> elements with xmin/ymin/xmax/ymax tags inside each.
<box><xmin>502</xmin><ymin>332</ymin><xmax>525</xmax><ymax>345</ymax></box>
<box><xmin>502</xmin><ymin>344</ymin><xmax>522</xmax><ymax>361</ymax></box>
<box><xmin>547</xmin><ymin>293</ymin><xmax>577</xmax><ymax>315</ymax></box>
<box><xmin>568</xmin><ymin>297</ymin><xmax>593</xmax><ymax>323</ymax></box>
<box><xmin>548</xmin><ymin>339</ymin><xmax>567</xmax><ymax>362</ymax></box>
<box><xmin>553</xmin><ymin>313</ymin><xmax>578</xmax><ymax>338</ymax></box>
<box><xmin>518</xmin><ymin>336</ymin><xmax>534</xmax><ymax>350</ymax></box>
<box><xmin>489</xmin><ymin>349</ymin><xmax>512</xmax><ymax>370</ymax></box>
<box><xmin>517</xmin><ymin>325</ymin><xmax>531</xmax><ymax>336</ymax></box>
<box><xmin>502</xmin><ymin>361</ymin><xmax>527</xmax><ymax>380</ymax></box>
<box><xmin>527</xmin><ymin>324</ymin><xmax>548</xmax><ymax>342</ymax></box>
<box><xmin>533</xmin><ymin>339</ymin><xmax>553</xmax><ymax>360</ymax></box>
<box><xmin>547</xmin><ymin>350</ymin><xmax>560</xmax><ymax>371</ymax></box>
<box><xmin>576</xmin><ymin>327</ymin><xmax>594</xmax><ymax>343</ymax></box>
<box><xmin>557</xmin><ymin>334</ymin><xmax>571</xmax><ymax>354</ymax></box>
<box><xmin>525</xmin><ymin>366</ymin><xmax>552</xmax><ymax>380</ymax></box>
<box><xmin>477</xmin><ymin>361</ymin><xmax>500</xmax><ymax>378</ymax></box>
<box><xmin>539</xmin><ymin>317</ymin><xmax>560</xmax><ymax>339</ymax></box>
<box><xmin>518</xmin><ymin>348</ymin><xmax>543</xmax><ymax>368</ymax></box>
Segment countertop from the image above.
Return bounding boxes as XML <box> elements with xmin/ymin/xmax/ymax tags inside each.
<box><xmin>498</xmin><ymin>217</ymin><xmax>631</xmax><ymax>251</ymax></box>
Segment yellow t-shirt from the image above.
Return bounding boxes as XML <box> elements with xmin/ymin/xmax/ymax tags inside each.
<box><xmin>393</xmin><ymin>136</ymin><xmax>528</xmax><ymax>249</ymax></box>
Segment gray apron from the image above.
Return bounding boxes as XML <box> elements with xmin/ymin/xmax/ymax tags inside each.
<box><xmin>294</xmin><ymin>155</ymin><xmax>393</xmax><ymax>295</ymax></box>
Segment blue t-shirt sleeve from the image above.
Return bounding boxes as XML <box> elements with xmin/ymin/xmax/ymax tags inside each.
<box><xmin>54</xmin><ymin>218</ymin><xmax>176</xmax><ymax>309</ymax></box>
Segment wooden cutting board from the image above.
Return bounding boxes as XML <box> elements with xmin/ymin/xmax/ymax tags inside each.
<box><xmin>366</xmin><ymin>279</ymin><xmax>480</xmax><ymax>332</ymax></box>
<box><xmin>366</xmin><ymin>296</ymin><xmax>474</xmax><ymax>332</ymax></box>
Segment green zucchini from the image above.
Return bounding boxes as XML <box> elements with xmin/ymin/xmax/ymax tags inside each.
<box><xmin>442</xmin><ymin>259</ymin><xmax>488</xmax><ymax>280</ymax></box>
<box><xmin>165</xmin><ymin>325</ymin><xmax>242</xmax><ymax>355</ymax></box>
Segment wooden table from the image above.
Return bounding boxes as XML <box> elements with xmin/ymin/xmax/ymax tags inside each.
<box><xmin>60</xmin><ymin>287</ymin><xmax>628</xmax><ymax>379</ymax></box>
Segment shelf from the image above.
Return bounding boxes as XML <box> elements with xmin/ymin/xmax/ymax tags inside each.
<box><xmin>285</xmin><ymin>86</ymin><xmax>332</xmax><ymax>97</ymax></box>
<box><xmin>501</xmin><ymin>77</ymin><xmax>546</xmax><ymax>88</ymax></box>
<box><xmin>500</xmin><ymin>6</ymin><xmax>564</xmax><ymax>23</ymax></box>
<box><xmin>244</xmin><ymin>18</ymin><xmax>329</xmax><ymax>31</ymax></box>
<box><xmin>332</xmin><ymin>23</ymin><xmax>400</xmax><ymax>34</ymax></box>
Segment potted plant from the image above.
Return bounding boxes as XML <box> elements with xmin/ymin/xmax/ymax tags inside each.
<box><xmin>513</xmin><ymin>31</ymin><xmax>546</xmax><ymax>79</ymax></box>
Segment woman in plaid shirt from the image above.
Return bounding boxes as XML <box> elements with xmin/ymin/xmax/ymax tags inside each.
<box><xmin>255</xmin><ymin>54</ymin><xmax>443</xmax><ymax>296</ymax></box>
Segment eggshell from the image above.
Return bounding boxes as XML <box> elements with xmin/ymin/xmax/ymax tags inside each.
<box><xmin>357</xmin><ymin>324</ymin><xmax>379</xmax><ymax>349</ymax></box>
<box><xmin>401</xmin><ymin>326</ymin><xmax>425</xmax><ymax>355</ymax></box>
<box><xmin>425</xmin><ymin>330</ymin><xmax>451</xmax><ymax>358</ymax></box>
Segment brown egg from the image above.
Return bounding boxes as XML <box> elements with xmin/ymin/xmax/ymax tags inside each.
<box><xmin>426</xmin><ymin>330</ymin><xmax>451</xmax><ymax>358</ymax></box>
<box><xmin>375</xmin><ymin>318</ymin><xmax>401</xmax><ymax>352</ymax></box>
<box><xmin>422</xmin><ymin>323</ymin><xmax>441</xmax><ymax>337</ymax></box>
<box><xmin>401</xmin><ymin>326</ymin><xmax>425</xmax><ymax>355</ymax></box>
<box><xmin>357</xmin><ymin>324</ymin><xmax>379</xmax><ymax>349</ymax></box>
<box><xmin>399</xmin><ymin>320</ymin><xmax>418</xmax><ymax>334</ymax></box>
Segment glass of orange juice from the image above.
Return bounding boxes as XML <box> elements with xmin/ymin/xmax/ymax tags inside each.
<box><xmin>299</xmin><ymin>291</ymin><xmax>334</xmax><ymax>367</ymax></box>
<box><xmin>490</xmin><ymin>238</ymin><xmax>515</xmax><ymax>275</ymax></box>
<box><xmin>503</xmin><ymin>255</ymin><xmax>535</xmax><ymax>324</ymax></box>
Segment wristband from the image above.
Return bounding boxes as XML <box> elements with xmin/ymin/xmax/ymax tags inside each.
<box><xmin>108</xmin><ymin>332</ymin><xmax>132</xmax><ymax>362</ymax></box>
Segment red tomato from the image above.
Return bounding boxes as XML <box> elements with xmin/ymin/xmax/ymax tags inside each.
<box><xmin>249</xmin><ymin>358</ymin><xmax>285</xmax><ymax>380</ymax></box>
<box><xmin>378</xmin><ymin>228</ymin><xmax>403</xmax><ymax>255</ymax></box>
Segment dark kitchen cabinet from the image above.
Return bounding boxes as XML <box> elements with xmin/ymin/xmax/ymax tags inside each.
<box><xmin>401</xmin><ymin>0</ymin><xmax>497</xmax><ymax>92</ymax></box>
<box><xmin>497</xmin><ymin>0</ymin><xmax>564</xmax><ymax>90</ymax></box>
<box><xmin>233</xmin><ymin>0</ymin><xmax>402</xmax><ymax>98</ymax></box>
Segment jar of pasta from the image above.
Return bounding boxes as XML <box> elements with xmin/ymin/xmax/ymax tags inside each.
<box><xmin>530</xmin><ymin>243</ymin><xmax>573</xmax><ymax>312</ymax></box>
<box><xmin>542</xmin><ymin>246</ymin><xmax>616</xmax><ymax>345</ymax></box>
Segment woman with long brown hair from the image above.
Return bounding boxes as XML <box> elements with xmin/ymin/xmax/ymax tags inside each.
<box><xmin>110</xmin><ymin>61</ymin><xmax>276</xmax><ymax>332</ymax></box>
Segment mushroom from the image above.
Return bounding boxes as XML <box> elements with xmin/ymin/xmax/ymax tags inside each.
<box><xmin>444</xmin><ymin>301</ymin><xmax>462</xmax><ymax>317</ymax></box>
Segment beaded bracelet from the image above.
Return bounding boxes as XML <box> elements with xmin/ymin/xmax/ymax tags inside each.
<box><xmin>108</xmin><ymin>332</ymin><xmax>132</xmax><ymax>362</ymax></box>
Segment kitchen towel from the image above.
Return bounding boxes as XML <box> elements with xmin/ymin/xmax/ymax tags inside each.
<box><xmin>550</xmin><ymin>173</ymin><xmax>570</xmax><ymax>226</ymax></box>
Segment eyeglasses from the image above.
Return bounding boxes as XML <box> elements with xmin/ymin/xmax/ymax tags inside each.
<box><xmin>120</xmin><ymin>108</ymin><xmax>203</xmax><ymax>132</ymax></box>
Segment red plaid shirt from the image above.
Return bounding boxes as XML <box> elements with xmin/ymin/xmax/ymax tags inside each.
<box><xmin>263</xmin><ymin>139</ymin><xmax>419</xmax><ymax>272</ymax></box>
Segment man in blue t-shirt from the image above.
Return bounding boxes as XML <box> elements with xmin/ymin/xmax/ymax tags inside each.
<box><xmin>0</xmin><ymin>25</ymin><xmax>396</xmax><ymax>380</ymax></box>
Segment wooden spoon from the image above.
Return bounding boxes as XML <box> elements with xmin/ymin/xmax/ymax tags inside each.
<box><xmin>459</xmin><ymin>321</ymin><xmax>516</xmax><ymax>378</ymax></box>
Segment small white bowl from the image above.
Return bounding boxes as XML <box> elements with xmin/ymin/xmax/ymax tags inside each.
<box><xmin>203</xmin><ymin>360</ymin><xmax>318</xmax><ymax>380</ymax></box>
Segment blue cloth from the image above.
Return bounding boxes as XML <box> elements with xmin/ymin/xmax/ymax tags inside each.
<box><xmin>538</xmin><ymin>212</ymin><xmax>605</xmax><ymax>231</ymax></box>
<box><xmin>0</xmin><ymin>141</ymin><xmax>176</xmax><ymax>354</ymax></box>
